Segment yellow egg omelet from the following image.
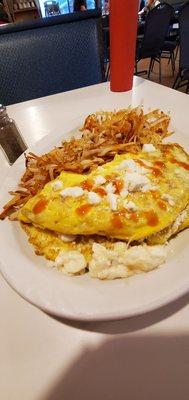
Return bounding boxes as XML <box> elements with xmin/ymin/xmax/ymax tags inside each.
<box><xmin>17</xmin><ymin>143</ymin><xmax>189</xmax><ymax>242</ymax></box>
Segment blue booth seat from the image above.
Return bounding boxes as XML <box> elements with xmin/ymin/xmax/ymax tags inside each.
<box><xmin>0</xmin><ymin>10</ymin><xmax>104</xmax><ymax>105</ymax></box>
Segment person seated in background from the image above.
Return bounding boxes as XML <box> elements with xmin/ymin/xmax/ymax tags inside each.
<box><xmin>73</xmin><ymin>0</ymin><xmax>87</xmax><ymax>12</ymax></box>
<box><xmin>104</xmin><ymin>0</ymin><xmax>109</xmax><ymax>15</ymax></box>
<box><xmin>139</xmin><ymin>0</ymin><xmax>160</xmax><ymax>17</ymax></box>
<box><xmin>0</xmin><ymin>1</ymin><xmax>8</xmax><ymax>24</ymax></box>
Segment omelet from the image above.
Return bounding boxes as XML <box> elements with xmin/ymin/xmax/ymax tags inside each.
<box><xmin>21</xmin><ymin>223</ymin><xmax>115</xmax><ymax>263</ymax></box>
<box><xmin>147</xmin><ymin>204</ymin><xmax>189</xmax><ymax>245</ymax></box>
<box><xmin>21</xmin><ymin>223</ymin><xmax>168</xmax><ymax>279</ymax></box>
<box><xmin>17</xmin><ymin>143</ymin><xmax>189</xmax><ymax>242</ymax></box>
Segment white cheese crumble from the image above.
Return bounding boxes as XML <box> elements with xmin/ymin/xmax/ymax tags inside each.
<box><xmin>123</xmin><ymin>172</ymin><xmax>151</xmax><ymax>192</ymax></box>
<box><xmin>107</xmin><ymin>193</ymin><xmax>118</xmax><ymax>211</ymax></box>
<box><xmin>89</xmin><ymin>242</ymin><xmax>167</xmax><ymax>279</ymax></box>
<box><xmin>105</xmin><ymin>182</ymin><xmax>116</xmax><ymax>194</ymax></box>
<box><xmin>117</xmin><ymin>158</ymin><xmax>147</xmax><ymax>175</ymax></box>
<box><xmin>161</xmin><ymin>194</ymin><xmax>175</xmax><ymax>206</ymax></box>
<box><xmin>141</xmin><ymin>183</ymin><xmax>157</xmax><ymax>193</ymax></box>
<box><xmin>94</xmin><ymin>175</ymin><xmax>106</xmax><ymax>185</ymax></box>
<box><xmin>120</xmin><ymin>187</ymin><xmax>129</xmax><ymax>198</ymax></box>
<box><xmin>54</xmin><ymin>250</ymin><xmax>87</xmax><ymax>275</ymax></box>
<box><xmin>88</xmin><ymin>191</ymin><xmax>101</xmax><ymax>205</ymax></box>
<box><xmin>59</xmin><ymin>234</ymin><xmax>77</xmax><ymax>243</ymax></box>
<box><xmin>123</xmin><ymin>200</ymin><xmax>138</xmax><ymax>211</ymax></box>
<box><xmin>51</xmin><ymin>180</ymin><xmax>63</xmax><ymax>190</ymax></box>
<box><xmin>60</xmin><ymin>186</ymin><xmax>84</xmax><ymax>198</ymax></box>
<box><xmin>142</xmin><ymin>143</ymin><xmax>156</xmax><ymax>153</ymax></box>
<box><xmin>172</xmin><ymin>208</ymin><xmax>188</xmax><ymax>231</ymax></box>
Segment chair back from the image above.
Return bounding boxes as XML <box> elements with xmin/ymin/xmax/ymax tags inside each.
<box><xmin>0</xmin><ymin>10</ymin><xmax>104</xmax><ymax>105</ymax></box>
<box><xmin>138</xmin><ymin>3</ymin><xmax>174</xmax><ymax>59</ymax></box>
<box><xmin>178</xmin><ymin>1</ymin><xmax>189</xmax><ymax>71</ymax></box>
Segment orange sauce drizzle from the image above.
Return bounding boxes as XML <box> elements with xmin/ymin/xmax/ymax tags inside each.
<box><xmin>33</xmin><ymin>198</ymin><xmax>48</xmax><ymax>214</ymax></box>
<box><xmin>129</xmin><ymin>212</ymin><xmax>139</xmax><ymax>222</ymax></box>
<box><xmin>151</xmin><ymin>168</ymin><xmax>162</xmax><ymax>177</ymax></box>
<box><xmin>105</xmin><ymin>173</ymin><xmax>117</xmax><ymax>181</ymax></box>
<box><xmin>93</xmin><ymin>187</ymin><xmax>107</xmax><ymax>196</ymax></box>
<box><xmin>136</xmin><ymin>159</ymin><xmax>150</xmax><ymax>168</ymax></box>
<box><xmin>158</xmin><ymin>200</ymin><xmax>167</xmax><ymax>210</ymax></box>
<box><xmin>113</xmin><ymin>179</ymin><xmax>124</xmax><ymax>194</ymax></box>
<box><xmin>81</xmin><ymin>180</ymin><xmax>93</xmax><ymax>191</ymax></box>
<box><xmin>137</xmin><ymin>159</ymin><xmax>163</xmax><ymax>177</ymax></box>
<box><xmin>144</xmin><ymin>210</ymin><xmax>159</xmax><ymax>226</ymax></box>
<box><xmin>111</xmin><ymin>214</ymin><xmax>123</xmax><ymax>229</ymax></box>
<box><xmin>170</xmin><ymin>158</ymin><xmax>189</xmax><ymax>170</ymax></box>
<box><xmin>151</xmin><ymin>191</ymin><xmax>159</xmax><ymax>199</ymax></box>
<box><xmin>154</xmin><ymin>161</ymin><xmax>165</xmax><ymax>168</ymax></box>
<box><xmin>76</xmin><ymin>204</ymin><xmax>92</xmax><ymax>216</ymax></box>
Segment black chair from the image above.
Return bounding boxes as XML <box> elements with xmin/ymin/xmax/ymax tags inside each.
<box><xmin>0</xmin><ymin>10</ymin><xmax>104</xmax><ymax>106</ymax></box>
<box><xmin>161</xmin><ymin>28</ymin><xmax>179</xmax><ymax>76</ymax></box>
<box><xmin>135</xmin><ymin>3</ymin><xmax>174</xmax><ymax>83</ymax></box>
<box><xmin>173</xmin><ymin>1</ymin><xmax>189</xmax><ymax>93</ymax></box>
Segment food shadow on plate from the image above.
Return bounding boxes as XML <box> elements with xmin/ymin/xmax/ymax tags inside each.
<box><xmin>46</xmin><ymin>292</ymin><xmax>189</xmax><ymax>335</ymax></box>
<box><xmin>41</xmin><ymin>330</ymin><xmax>189</xmax><ymax>400</ymax></box>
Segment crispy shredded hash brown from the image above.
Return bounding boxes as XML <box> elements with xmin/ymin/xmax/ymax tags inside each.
<box><xmin>0</xmin><ymin>107</ymin><xmax>171</xmax><ymax>219</ymax></box>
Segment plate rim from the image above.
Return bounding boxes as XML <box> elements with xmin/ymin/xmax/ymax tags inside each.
<box><xmin>0</xmin><ymin>116</ymin><xmax>189</xmax><ymax>321</ymax></box>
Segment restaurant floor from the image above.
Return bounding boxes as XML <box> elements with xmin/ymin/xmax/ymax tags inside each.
<box><xmin>137</xmin><ymin>51</ymin><xmax>187</xmax><ymax>93</ymax></box>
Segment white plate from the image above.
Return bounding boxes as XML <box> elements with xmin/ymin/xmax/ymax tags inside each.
<box><xmin>0</xmin><ymin>117</ymin><xmax>189</xmax><ymax>322</ymax></box>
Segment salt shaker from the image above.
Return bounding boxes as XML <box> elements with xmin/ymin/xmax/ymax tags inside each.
<box><xmin>0</xmin><ymin>105</ymin><xmax>27</xmax><ymax>165</ymax></box>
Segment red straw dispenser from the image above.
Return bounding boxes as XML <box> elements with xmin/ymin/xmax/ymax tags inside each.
<box><xmin>110</xmin><ymin>0</ymin><xmax>138</xmax><ymax>92</ymax></box>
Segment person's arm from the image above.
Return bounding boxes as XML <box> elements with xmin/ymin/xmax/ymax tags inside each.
<box><xmin>138</xmin><ymin>6</ymin><xmax>147</xmax><ymax>15</ymax></box>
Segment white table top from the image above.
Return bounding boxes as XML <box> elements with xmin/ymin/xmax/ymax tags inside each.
<box><xmin>1</xmin><ymin>78</ymin><xmax>189</xmax><ymax>400</ymax></box>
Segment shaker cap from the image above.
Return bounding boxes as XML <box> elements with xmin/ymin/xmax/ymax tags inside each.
<box><xmin>0</xmin><ymin>105</ymin><xmax>7</xmax><ymax>119</ymax></box>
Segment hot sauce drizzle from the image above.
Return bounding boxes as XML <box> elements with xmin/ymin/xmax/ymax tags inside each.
<box><xmin>170</xmin><ymin>158</ymin><xmax>189</xmax><ymax>170</ymax></box>
<box><xmin>76</xmin><ymin>204</ymin><xmax>92</xmax><ymax>216</ymax></box>
<box><xmin>154</xmin><ymin>161</ymin><xmax>165</xmax><ymax>168</ymax></box>
<box><xmin>33</xmin><ymin>198</ymin><xmax>48</xmax><ymax>214</ymax></box>
<box><xmin>151</xmin><ymin>168</ymin><xmax>162</xmax><ymax>177</ymax></box>
<box><xmin>144</xmin><ymin>210</ymin><xmax>159</xmax><ymax>226</ymax></box>
<box><xmin>93</xmin><ymin>187</ymin><xmax>107</xmax><ymax>196</ymax></box>
<box><xmin>137</xmin><ymin>159</ymin><xmax>164</xmax><ymax>176</ymax></box>
<box><xmin>81</xmin><ymin>180</ymin><xmax>93</xmax><ymax>191</ymax></box>
<box><xmin>158</xmin><ymin>200</ymin><xmax>167</xmax><ymax>210</ymax></box>
<box><xmin>111</xmin><ymin>214</ymin><xmax>123</xmax><ymax>229</ymax></box>
<box><xmin>113</xmin><ymin>179</ymin><xmax>124</xmax><ymax>194</ymax></box>
<box><xmin>151</xmin><ymin>191</ymin><xmax>159</xmax><ymax>199</ymax></box>
<box><xmin>129</xmin><ymin>212</ymin><xmax>139</xmax><ymax>222</ymax></box>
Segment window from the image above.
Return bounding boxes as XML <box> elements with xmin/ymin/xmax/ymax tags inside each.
<box><xmin>39</xmin><ymin>0</ymin><xmax>96</xmax><ymax>17</ymax></box>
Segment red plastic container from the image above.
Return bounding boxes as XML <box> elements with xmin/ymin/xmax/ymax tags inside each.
<box><xmin>110</xmin><ymin>0</ymin><xmax>138</xmax><ymax>92</ymax></box>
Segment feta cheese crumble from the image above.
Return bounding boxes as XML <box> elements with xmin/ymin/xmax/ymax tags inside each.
<box><xmin>123</xmin><ymin>172</ymin><xmax>150</xmax><ymax>192</ymax></box>
<box><xmin>161</xmin><ymin>194</ymin><xmax>175</xmax><ymax>206</ymax></box>
<box><xmin>94</xmin><ymin>175</ymin><xmax>106</xmax><ymax>185</ymax></box>
<box><xmin>105</xmin><ymin>182</ymin><xmax>116</xmax><ymax>194</ymax></box>
<box><xmin>88</xmin><ymin>191</ymin><xmax>101</xmax><ymax>205</ymax></box>
<box><xmin>54</xmin><ymin>250</ymin><xmax>87</xmax><ymax>275</ymax></box>
<box><xmin>116</xmin><ymin>158</ymin><xmax>149</xmax><ymax>175</ymax></box>
<box><xmin>60</xmin><ymin>186</ymin><xmax>84</xmax><ymax>198</ymax></box>
<box><xmin>89</xmin><ymin>242</ymin><xmax>167</xmax><ymax>279</ymax></box>
<box><xmin>123</xmin><ymin>200</ymin><xmax>138</xmax><ymax>212</ymax></box>
<box><xmin>51</xmin><ymin>180</ymin><xmax>63</xmax><ymax>190</ymax></box>
<box><xmin>172</xmin><ymin>208</ymin><xmax>188</xmax><ymax>231</ymax></box>
<box><xmin>120</xmin><ymin>187</ymin><xmax>129</xmax><ymax>198</ymax></box>
<box><xmin>117</xmin><ymin>158</ymin><xmax>147</xmax><ymax>175</ymax></box>
<box><xmin>107</xmin><ymin>193</ymin><xmax>118</xmax><ymax>211</ymax></box>
<box><xmin>142</xmin><ymin>143</ymin><xmax>156</xmax><ymax>153</ymax></box>
<box><xmin>117</xmin><ymin>158</ymin><xmax>138</xmax><ymax>171</ymax></box>
<box><xmin>59</xmin><ymin>234</ymin><xmax>77</xmax><ymax>242</ymax></box>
